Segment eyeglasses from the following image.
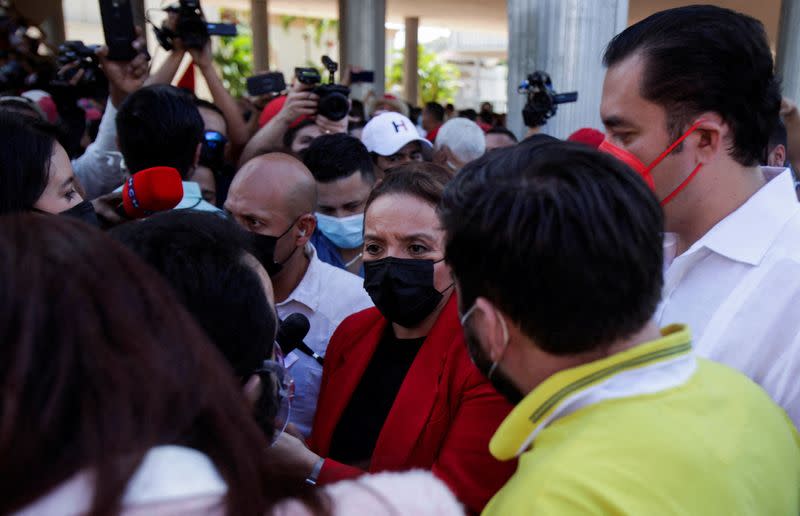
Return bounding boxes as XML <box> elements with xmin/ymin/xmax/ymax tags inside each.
<box><xmin>203</xmin><ymin>130</ymin><xmax>228</xmax><ymax>148</ymax></box>
<box><xmin>254</xmin><ymin>342</ymin><xmax>295</xmax><ymax>445</ymax></box>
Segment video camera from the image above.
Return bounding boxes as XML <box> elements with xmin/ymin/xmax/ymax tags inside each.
<box><xmin>51</xmin><ymin>40</ymin><xmax>108</xmax><ymax>98</ymax></box>
<box><xmin>294</xmin><ymin>55</ymin><xmax>351</xmax><ymax>121</ymax></box>
<box><xmin>154</xmin><ymin>0</ymin><xmax>237</xmax><ymax>51</ymax></box>
<box><xmin>519</xmin><ymin>71</ymin><xmax>577</xmax><ymax>127</ymax></box>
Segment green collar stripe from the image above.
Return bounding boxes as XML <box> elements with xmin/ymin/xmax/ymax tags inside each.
<box><xmin>528</xmin><ymin>342</ymin><xmax>691</xmax><ymax>425</ymax></box>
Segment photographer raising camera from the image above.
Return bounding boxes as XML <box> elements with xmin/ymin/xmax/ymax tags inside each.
<box><xmin>240</xmin><ymin>57</ymin><xmax>351</xmax><ymax>166</ymax></box>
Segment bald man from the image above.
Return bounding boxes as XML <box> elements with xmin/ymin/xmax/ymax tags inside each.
<box><xmin>226</xmin><ymin>153</ymin><xmax>372</xmax><ymax>437</ymax></box>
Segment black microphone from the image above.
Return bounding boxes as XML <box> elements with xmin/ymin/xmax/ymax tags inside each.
<box><xmin>277</xmin><ymin>313</ymin><xmax>324</xmax><ymax>366</ymax></box>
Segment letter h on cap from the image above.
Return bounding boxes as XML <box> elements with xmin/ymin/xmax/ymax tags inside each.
<box><xmin>392</xmin><ymin>120</ymin><xmax>408</xmax><ymax>133</ymax></box>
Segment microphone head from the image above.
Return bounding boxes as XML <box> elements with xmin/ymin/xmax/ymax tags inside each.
<box><xmin>276</xmin><ymin>313</ymin><xmax>311</xmax><ymax>353</ymax></box>
<box><xmin>122</xmin><ymin>166</ymin><xmax>184</xmax><ymax>219</ymax></box>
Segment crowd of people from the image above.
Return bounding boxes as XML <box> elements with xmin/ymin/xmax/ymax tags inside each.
<box><xmin>2</xmin><ymin>2</ymin><xmax>800</xmax><ymax>515</ymax></box>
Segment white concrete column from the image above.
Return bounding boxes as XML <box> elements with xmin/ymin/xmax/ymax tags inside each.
<box><xmin>777</xmin><ymin>0</ymin><xmax>800</xmax><ymax>103</ymax></box>
<box><xmin>339</xmin><ymin>0</ymin><xmax>386</xmax><ymax>99</ymax></box>
<box><xmin>251</xmin><ymin>0</ymin><xmax>269</xmax><ymax>71</ymax></box>
<box><xmin>403</xmin><ymin>17</ymin><xmax>419</xmax><ymax>105</ymax></box>
<box><xmin>506</xmin><ymin>0</ymin><xmax>628</xmax><ymax>139</ymax></box>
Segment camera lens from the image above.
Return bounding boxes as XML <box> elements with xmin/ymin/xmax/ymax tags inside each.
<box><xmin>318</xmin><ymin>91</ymin><xmax>349</xmax><ymax>121</ymax></box>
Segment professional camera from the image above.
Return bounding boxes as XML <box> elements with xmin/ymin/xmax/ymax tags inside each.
<box><xmin>294</xmin><ymin>56</ymin><xmax>351</xmax><ymax>121</ymax></box>
<box><xmin>51</xmin><ymin>40</ymin><xmax>107</xmax><ymax>97</ymax></box>
<box><xmin>153</xmin><ymin>0</ymin><xmax>237</xmax><ymax>51</ymax></box>
<box><xmin>518</xmin><ymin>71</ymin><xmax>577</xmax><ymax>127</ymax></box>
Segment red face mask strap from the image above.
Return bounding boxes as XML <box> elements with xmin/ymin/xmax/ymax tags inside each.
<box><xmin>660</xmin><ymin>162</ymin><xmax>703</xmax><ymax>206</ymax></box>
<box><xmin>645</xmin><ymin>119</ymin><xmax>706</xmax><ymax>173</ymax></box>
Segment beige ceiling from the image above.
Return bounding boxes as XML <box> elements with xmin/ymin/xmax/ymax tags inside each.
<box><xmin>204</xmin><ymin>0</ymin><xmax>510</xmax><ymax>33</ymax></box>
<box><xmin>204</xmin><ymin>0</ymin><xmax>782</xmax><ymax>42</ymax></box>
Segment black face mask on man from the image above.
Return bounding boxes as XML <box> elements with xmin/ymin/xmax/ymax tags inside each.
<box><xmin>363</xmin><ymin>257</ymin><xmax>453</xmax><ymax>328</ymax></box>
<box><xmin>251</xmin><ymin>218</ymin><xmax>302</xmax><ymax>277</ymax></box>
<box><xmin>460</xmin><ymin>303</ymin><xmax>524</xmax><ymax>405</ymax></box>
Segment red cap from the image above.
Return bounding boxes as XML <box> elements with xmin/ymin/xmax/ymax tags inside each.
<box><xmin>258</xmin><ymin>95</ymin><xmax>312</xmax><ymax>128</ymax></box>
<box><xmin>477</xmin><ymin>121</ymin><xmax>492</xmax><ymax>133</ymax></box>
<box><xmin>122</xmin><ymin>166</ymin><xmax>184</xmax><ymax>219</ymax></box>
<box><xmin>567</xmin><ymin>128</ymin><xmax>605</xmax><ymax>149</ymax></box>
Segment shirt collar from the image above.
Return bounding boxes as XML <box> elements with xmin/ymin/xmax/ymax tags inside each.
<box><xmin>693</xmin><ymin>168</ymin><xmax>798</xmax><ymax>266</ymax></box>
<box><xmin>182</xmin><ymin>181</ymin><xmax>202</xmax><ymax>199</ymax></box>
<box><xmin>489</xmin><ymin>325</ymin><xmax>693</xmax><ymax>461</ymax></box>
<box><xmin>276</xmin><ymin>244</ymin><xmax>322</xmax><ymax>312</ymax></box>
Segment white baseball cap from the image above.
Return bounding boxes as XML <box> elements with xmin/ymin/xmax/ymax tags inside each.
<box><xmin>361</xmin><ymin>112</ymin><xmax>433</xmax><ymax>156</ymax></box>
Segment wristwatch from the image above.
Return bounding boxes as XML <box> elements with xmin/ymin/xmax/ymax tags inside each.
<box><xmin>305</xmin><ymin>457</ymin><xmax>325</xmax><ymax>485</ymax></box>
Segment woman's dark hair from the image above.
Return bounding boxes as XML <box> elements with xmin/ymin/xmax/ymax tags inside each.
<box><xmin>116</xmin><ymin>85</ymin><xmax>204</xmax><ymax>179</ymax></box>
<box><xmin>283</xmin><ymin>118</ymin><xmax>317</xmax><ymax>149</ymax></box>
<box><xmin>384</xmin><ymin>160</ymin><xmax>454</xmax><ymax>179</ymax></box>
<box><xmin>603</xmin><ymin>5</ymin><xmax>780</xmax><ymax>167</ymax></box>
<box><xmin>0</xmin><ymin>110</ymin><xmax>59</xmax><ymax>214</ymax></box>
<box><xmin>440</xmin><ymin>141</ymin><xmax>664</xmax><ymax>355</ymax></box>
<box><xmin>365</xmin><ymin>164</ymin><xmax>451</xmax><ymax>215</ymax></box>
<box><xmin>110</xmin><ymin>211</ymin><xmax>275</xmax><ymax>379</ymax></box>
<box><xmin>0</xmin><ymin>215</ymin><xmax>326</xmax><ymax>515</ymax></box>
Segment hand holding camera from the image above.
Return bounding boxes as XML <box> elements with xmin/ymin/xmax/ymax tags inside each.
<box><xmin>278</xmin><ymin>82</ymin><xmax>319</xmax><ymax>124</ymax></box>
<box><xmin>294</xmin><ymin>56</ymin><xmax>351</xmax><ymax>122</ymax></box>
<box><xmin>97</xmin><ymin>28</ymin><xmax>149</xmax><ymax>107</ymax></box>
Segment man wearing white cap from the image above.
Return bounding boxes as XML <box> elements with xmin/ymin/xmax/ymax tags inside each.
<box><xmin>360</xmin><ymin>112</ymin><xmax>432</xmax><ymax>177</ymax></box>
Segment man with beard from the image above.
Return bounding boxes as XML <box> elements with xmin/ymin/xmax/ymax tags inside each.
<box><xmin>439</xmin><ymin>141</ymin><xmax>800</xmax><ymax>515</ymax></box>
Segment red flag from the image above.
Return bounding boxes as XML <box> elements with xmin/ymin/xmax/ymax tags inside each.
<box><xmin>177</xmin><ymin>60</ymin><xmax>196</xmax><ymax>92</ymax></box>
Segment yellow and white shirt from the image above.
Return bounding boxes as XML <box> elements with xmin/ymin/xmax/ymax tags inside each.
<box><xmin>484</xmin><ymin>325</ymin><xmax>800</xmax><ymax>516</ymax></box>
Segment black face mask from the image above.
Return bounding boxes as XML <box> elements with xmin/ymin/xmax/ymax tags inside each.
<box><xmin>251</xmin><ymin>219</ymin><xmax>299</xmax><ymax>277</ymax></box>
<box><xmin>461</xmin><ymin>306</ymin><xmax>524</xmax><ymax>405</ymax></box>
<box><xmin>363</xmin><ymin>257</ymin><xmax>452</xmax><ymax>328</ymax></box>
<box><xmin>60</xmin><ymin>200</ymin><xmax>99</xmax><ymax>227</ymax></box>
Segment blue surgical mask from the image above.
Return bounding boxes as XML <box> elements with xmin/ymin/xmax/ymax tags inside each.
<box><xmin>315</xmin><ymin>212</ymin><xmax>364</xmax><ymax>249</ymax></box>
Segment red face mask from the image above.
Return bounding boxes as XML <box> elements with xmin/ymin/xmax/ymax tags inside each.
<box><xmin>599</xmin><ymin>120</ymin><xmax>705</xmax><ymax>206</ymax></box>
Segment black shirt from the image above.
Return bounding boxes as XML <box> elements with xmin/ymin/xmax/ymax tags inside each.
<box><xmin>328</xmin><ymin>329</ymin><xmax>426</xmax><ymax>467</ymax></box>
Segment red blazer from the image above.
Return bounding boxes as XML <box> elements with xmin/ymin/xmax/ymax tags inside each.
<box><xmin>308</xmin><ymin>295</ymin><xmax>515</xmax><ymax>514</ymax></box>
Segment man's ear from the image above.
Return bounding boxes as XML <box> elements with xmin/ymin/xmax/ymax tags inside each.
<box><xmin>693</xmin><ymin>114</ymin><xmax>725</xmax><ymax>163</ymax></box>
<box><xmin>768</xmin><ymin>144</ymin><xmax>787</xmax><ymax>167</ymax></box>
<box><xmin>194</xmin><ymin>142</ymin><xmax>202</xmax><ymax>167</ymax></box>
<box><xmin>295</xmin><ymin>213</ymin><xmax>316</xmax><ymax>245</ymax></box>
<box><xmin>472</xmin><ymin>297</ymin><xmax>509</xmax><ymax>362</ymax></box>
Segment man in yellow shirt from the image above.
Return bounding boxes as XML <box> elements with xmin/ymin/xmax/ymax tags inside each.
<box><xmin>439</xmin><ymin>139</ymin><xmax>800</xmax><ymax>514</ymax></box>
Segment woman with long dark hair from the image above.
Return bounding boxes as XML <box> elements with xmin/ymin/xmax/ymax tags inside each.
<box><xmin>0</xmin><ymin>214</ymin><xmax>324</xmax><ymax>515</ymax></box>
<box><xmin>0</xmin><ymin>111</ymin><xmax>96</xmax><ymax>223</ymax></box>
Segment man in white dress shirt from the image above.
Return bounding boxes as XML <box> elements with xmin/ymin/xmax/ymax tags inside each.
<box><xmin>599</xmin><ymin>5</ymin><xmax>800</xmax><ymax>425</ymax></box>
<box><xmin>225</xmin><ymin>153</ymin><xmax>372</xmax><ymax>437</ymax></box>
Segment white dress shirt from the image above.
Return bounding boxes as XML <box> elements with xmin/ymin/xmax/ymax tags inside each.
<box><xmin>276</xmin><ymin>244</ymin><xmax>373</xmax><ymax>437</ymax></box>
<box><xmin>656</xmin><ymin>168</ymin><xmax>800</xmax><ymax>425</ymax></box>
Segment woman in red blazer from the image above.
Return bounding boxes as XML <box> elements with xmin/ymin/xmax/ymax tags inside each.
<box><xmin>269</xmin><ymin>165</ymin><xmax>514</xmax><ymax>514</ymax></box>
